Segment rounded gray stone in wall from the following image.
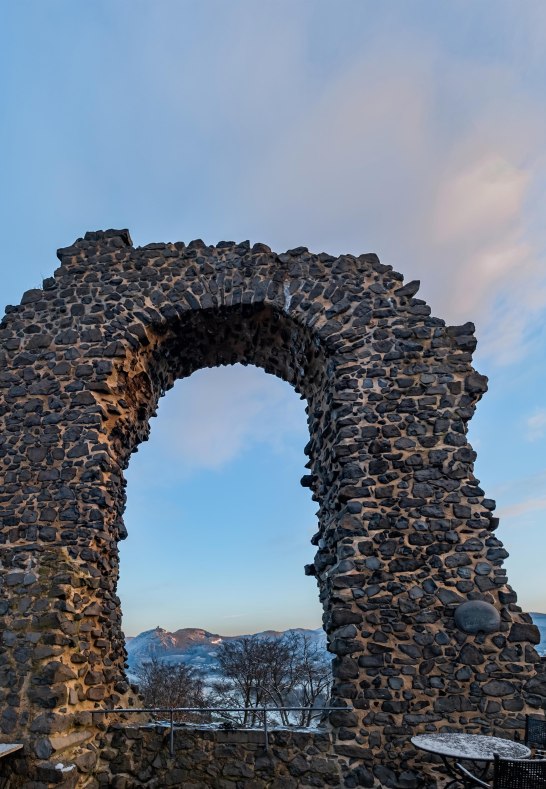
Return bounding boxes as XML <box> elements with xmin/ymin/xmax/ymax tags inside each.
<box><xmin>454</xmin><ymin>600</ymin><xmax>501</xmax><ymax>634</ymax></box>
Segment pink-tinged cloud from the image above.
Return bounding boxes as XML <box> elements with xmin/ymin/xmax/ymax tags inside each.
<box><xmin>498</xmin><ymin>496</ymin><xmax>546</xmax><ymax>521</ymax></box>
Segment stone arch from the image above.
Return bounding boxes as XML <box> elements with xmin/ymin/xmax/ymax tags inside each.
<box><xmin>0</xmin><ymin>229</ymin><xmax>544</xmax><ymax>787</ymax></box>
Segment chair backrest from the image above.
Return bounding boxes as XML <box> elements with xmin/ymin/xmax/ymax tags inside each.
<box><xmin>493</xmin><ymin>754</ymin><xmax>546</xmax><ymax>788</ymax></box>
<box><xmin>526</xmin><ymin>714</ymin><xmax>546</xmax><ymax>750</ymax></box>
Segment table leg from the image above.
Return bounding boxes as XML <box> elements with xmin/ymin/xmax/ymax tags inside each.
<box><xmin>440</xmin><ymin>756</ymin><xmax>466</xmax><ymax>788</ymax></box>
<box><xmin>444</xmin><ymin>758</ymin><xmax>493</xmax><ymax>789</ymax></box>
<box><xmin>466</xmin><ymin>760</ymin><xmax>491</xmax><ymax>781</ymax></box>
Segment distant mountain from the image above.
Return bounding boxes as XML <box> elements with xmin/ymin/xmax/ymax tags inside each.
<box><xmin>125</xmin><ymin>626</ymin><xmax>326</xmax><ymax>680</ymax></box>
<box><xmin>127</xmin><ymin>627</ymin><xmax>223</xmax><ymax>669</ymax></box>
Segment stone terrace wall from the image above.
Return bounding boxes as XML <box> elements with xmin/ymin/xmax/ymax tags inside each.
<box><xmin>0</xmin><ymin>229</ymin><xmax>545</xmax><ymax>788</ymax></box>
<box><xmin>0</xmin><ymin>727</ymin><xmax>345</xmax><ymax>789</ymax></box>
<box><xmin>96</xmin><ymin>725</ymin><xmax>342</xmax><ymax>789</ymax></box>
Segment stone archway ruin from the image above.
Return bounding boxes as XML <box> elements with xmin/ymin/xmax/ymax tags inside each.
<box><xmin>0</xmin><ymin>229</ymin><xmax>544</xmax><ymax>788</ymax></box>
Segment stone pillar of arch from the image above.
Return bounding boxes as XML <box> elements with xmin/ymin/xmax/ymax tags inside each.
<box><xmin>0</xmin><ymin>229</ymin><xmax>544</xmax><ymax>787</ymax></box>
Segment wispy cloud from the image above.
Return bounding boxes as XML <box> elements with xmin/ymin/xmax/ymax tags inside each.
<box><xmin>526</xmin><ymin>409</ymin><xmax>546</xmax><ymax>442</ymax></box>
<box><xmin>229</xmin><ymin>26</ymin><xmax>546</xmax><ymax>366</ymax></box>
<box><xmin>492</xmin><ymin>467</ymin><xmax>546</xmax><ymax>523</ymax></box>
<box><xmin>498</xmin><ymin>496</ymin><xmax>546</xmax><ymax>521</ymax></box>
<box><xmin>144</xmin><ymin>365</ymin><xmax>307</xmax><ymax>472</ymax></box>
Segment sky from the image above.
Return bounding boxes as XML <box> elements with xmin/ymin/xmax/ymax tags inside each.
<box><xmin>1</xmin><ymin>1</ymin><xmax>546</xmax><ymax>636</ymax></box>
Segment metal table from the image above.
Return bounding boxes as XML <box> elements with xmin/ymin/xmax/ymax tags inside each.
<box><xmin>411</xmin><ymin>732</ymin><xmax>531</xmax><ymax>788</ymax></box>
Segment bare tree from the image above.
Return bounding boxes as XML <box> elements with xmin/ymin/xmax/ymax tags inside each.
<box><xmin>213</xmin><ymin>636</ymin><xmax>271</xmax><ymax>725</ymax></box>
<box><xmin>288</xmin><ymin>632</ymin><xmax>332</xmax><ymax>726</ymax></box>
<box><xmin>213</xmin><ymin>631</ymin><xmax>332</xmax><ymax>727</ymax></box>
<box><xmin>136</xmin><ymin>657</ymin><xmax>209</xmax><ymax>723</ymax></box>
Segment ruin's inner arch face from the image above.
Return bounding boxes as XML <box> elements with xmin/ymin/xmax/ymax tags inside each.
<box><xmin>115</xmin><ymin>302</ymin><xmax>329</xmax><ymax>463</ymax></box>
<box><xmin>0</xmin><ymin>230</ymin><xmax>544</xmax><ymax>786</ymax></box>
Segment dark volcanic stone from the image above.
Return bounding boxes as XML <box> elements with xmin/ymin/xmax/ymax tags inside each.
<box><xmin>459</xmin><ymin>644</ymin><xmax>484</xmax><ymax>665</ymax></box>
<box><xmin>483</xmin><ymin>680</ymin><xmax>516</xmax><ymax>697</ymax></box>
<box><xmin>508</xmin><ymin>623</ymin><xmax>541</xmax><ymax>644</ymax></box>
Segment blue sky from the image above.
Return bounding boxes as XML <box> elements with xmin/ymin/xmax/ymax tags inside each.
<box><xmin>1</xmin><ymin>1</ymin><xmax>546</xmax><ymax>636</ymax></box>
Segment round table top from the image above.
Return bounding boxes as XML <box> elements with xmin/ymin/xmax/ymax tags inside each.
<box><xmin>411</xmin><ymin>733</ymin><xmax>531</xmax><ymax>761</ymax></box>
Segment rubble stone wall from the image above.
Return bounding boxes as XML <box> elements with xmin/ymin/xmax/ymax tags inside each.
<box><xmin>0</xmin><ymin>229</ymin><xmax>544</xmax><ymax>788</ymax></box>
<box><xmin>0</xmin><ymin>723</ymin><xmax>451</xmax><ymax>788</ymax></box>
<box><xmin>96</xmin><ymin>725</ymin><xmax>342</xmax><ymax>789</ymax></box>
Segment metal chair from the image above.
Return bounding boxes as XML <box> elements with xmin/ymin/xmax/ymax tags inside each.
<box><xmin>456</xmin><ymin>754</ymin><xmax>546</xmax><ymax>788</ymax></box>
<box><xmin>526</xmin><ymin>714</ymin><xmax>546</xmax><ymax>759</ymax></box>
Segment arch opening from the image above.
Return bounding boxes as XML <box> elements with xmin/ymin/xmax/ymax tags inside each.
<box><xmin>119</xmin><ymin>362</ymin><xmax>331</xmax><ymax>726</ymax></box>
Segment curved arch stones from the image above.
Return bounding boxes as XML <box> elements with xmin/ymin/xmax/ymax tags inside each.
<box><xmin>0</xmin><ymin>229</ymin><xmax>544</xmax><ymax>787</ymax></box>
